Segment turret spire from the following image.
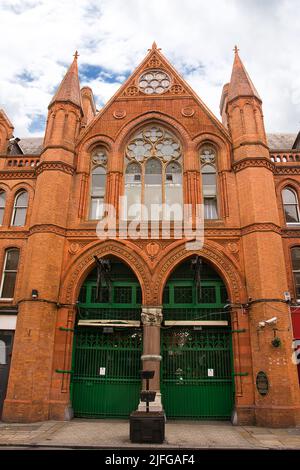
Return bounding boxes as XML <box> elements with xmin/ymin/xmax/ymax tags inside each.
<box><xmin>227</xmin><ymin>47</ymin><xmax>261</xmax><ymax>103</ymax></box>
<box><xmin>49</xmin><ymin>52</ymin><xmax>82</xmax><ymax>109</ymax></box>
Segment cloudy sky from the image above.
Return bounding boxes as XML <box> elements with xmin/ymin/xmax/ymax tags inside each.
<box><xmin>0</xmin><ymin>0</ymin><xmax>299</xmax><ymax>137</ymax></box>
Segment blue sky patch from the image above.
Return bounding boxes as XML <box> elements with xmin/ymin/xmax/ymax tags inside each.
<box><xmin>79</xmin><ymin>64</ymin><xmax>130</xmax><ymax>83</ymax></box>
<box><xmin>28</xmin><ymin>114</ymin><xmax>46</xmax><ymax>134</ymax></box>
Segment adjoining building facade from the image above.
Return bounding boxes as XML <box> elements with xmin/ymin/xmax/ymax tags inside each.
<box><xmin>0</xmin><ymin>44</ymin><xmax>300</xmax><ymax>427</ymax></box>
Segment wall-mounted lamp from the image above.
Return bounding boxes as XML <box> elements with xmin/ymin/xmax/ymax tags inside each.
<box><xmin>31</xmin><ymin>289</ymin><xmax>39</xmax><ymax>299</ymax></box>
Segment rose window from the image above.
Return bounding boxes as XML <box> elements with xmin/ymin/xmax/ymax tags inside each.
<box><xmin>138</xmin><ymin>69</ymin><xmax>171</xmax><ymax>95</ymax></box>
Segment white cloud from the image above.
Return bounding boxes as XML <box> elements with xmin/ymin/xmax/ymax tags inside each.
<box><xmin>0</xmin><ymin>0</ymin><xmax>299</xmax><ymax>136</ymax></box>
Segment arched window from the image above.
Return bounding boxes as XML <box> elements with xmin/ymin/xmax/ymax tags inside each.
<box><xmin>89</xmin><ymin>147</ymin><xmax>107</xmax><ymax>220</ymax></box>
<box><xmin>0</xmin><ymin>248</ymin><xmax>20</xmax><ymax>299</ymax></box>
<box><xmin>200</xmin><ymin>146</ymin><xmax>218</xmax><ymax>220</ymax></box>
<box><xmin>282</xmin><ymin>188</ymin><xmax>300</xmax><ymax>223</ymax></box>
<box><xmin>124</xmin><ymin>125</ymin><xmax>182</xmax><ymax>220</ymax></box>
<box><xmin>291</xmin><ymin>247</ymin><xmax>300</xmax><ymax>299</ymax></box>
<box><xmin>0</xmin><ymin>191</ymin><xmax>6</xmax><ymax>225</ymax></box>
<box><xmin>11</xmin><ymin>190</ymin><xmax>28</xmax><ymax>226</ymax></box>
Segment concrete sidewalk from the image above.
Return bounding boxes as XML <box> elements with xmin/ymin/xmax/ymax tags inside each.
<box><xmin>1</xmin><ymin>419</ymin><xmax>300</xmax><ymax>449</ymax></box>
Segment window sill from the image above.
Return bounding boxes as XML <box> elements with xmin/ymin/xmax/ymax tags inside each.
<box><xmin>0</xmin><ymin>298</ymin><xmax>13</xmax><ymax>303</ymax></box>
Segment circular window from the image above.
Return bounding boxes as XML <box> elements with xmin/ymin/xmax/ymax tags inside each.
<box><xmin>138</xmin><ymin>69</ymin><xmax>171</xmax><ymax>95</ymax></box>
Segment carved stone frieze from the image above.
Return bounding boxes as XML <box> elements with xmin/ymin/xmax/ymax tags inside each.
<box><xmin>35</xmin><ymin>161</ymin><xmax>75</xmax><ymax>176</ymax></box>
<box><xmin>233</xmin><ymin>158</ymin><xmax>275</xmax><ymax>173</ymax></box>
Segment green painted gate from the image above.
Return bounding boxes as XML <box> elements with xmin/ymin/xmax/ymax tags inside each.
<box><xmin>71</xmin><ymin>326</ymin><xmax>142</xmax><ymax>418</ymax></box>
<box><xmin>161</xmin><ymin>262</ymin><xmax>234</xmax><ymax>419</ymax></box>
<box><xmin>71</xmin><ymin>264</ymin><xmax>142</xmax><ymax>418</ymax></box>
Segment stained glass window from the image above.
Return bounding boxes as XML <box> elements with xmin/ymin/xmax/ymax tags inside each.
<box><xmin>124</xmin><ymin>125</ymin><xmax>183</xmax><ymax>219</ymax></box>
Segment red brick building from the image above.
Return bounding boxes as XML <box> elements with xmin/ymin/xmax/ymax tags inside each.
<box><xmin>0</xmin><ymin>44</ymin><xmax>300</xmax><ymax>427</ymax></box>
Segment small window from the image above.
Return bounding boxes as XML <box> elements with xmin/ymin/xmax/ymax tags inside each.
<box><xmin>292</xmin><ymin>248</ymin><xmax>300</xmax><ymax>299</ymax></box>
<box><xmin>202</xmin><ymin>164</ymin><xmax>218</xmax><ymax>220</ymax></box>
<box><xmin>89</xmin><ymin>166</ymin><xmax>106</xmax><ymax>220</ymax></box>
<box><xmin>0</xmin><ymin>248</ymin><xmax>20</xmax><ymax>299</ymax></box>
<box><xmin>0</xmin><ymin>191</ymin><xmax>6</xmax><ymax>225</ymax></box>
<box><xmin>282</xmin><ymin>188</ymin><xmax>300</xmax><ymax>223</ymax></box>
<box><xmin>11</xmin><ymin>191</ymin><xmax>28</xmax><ymax>226</ymax></box>
<box><xmin>89</xmin><ymin>147</ymin><xmax>108</xmax><ymax>220</ymax></box>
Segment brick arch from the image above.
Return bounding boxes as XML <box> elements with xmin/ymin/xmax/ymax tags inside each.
<box><xmin>152</xmin><ymin>241</ymin><xmax>245</xmax><ymax>305</ymax></box>
<box><xmin>193</xmin><ymin>132</ymin><xmax>231</xmax><ymax>172</ymax></box>
<box><xmin>114</xmin><ymin>112</ymin><xmax>194</xmax><ymax>155</ymax></box>
<box><xmin>60</xmin><ymin>239</ymin><xmax>153</xmax><ymax>306</ymax></box>
<box><xmin>76</xmin><ymin>135</ymin><xmax>114</xmax><ymax>174</ymax></box>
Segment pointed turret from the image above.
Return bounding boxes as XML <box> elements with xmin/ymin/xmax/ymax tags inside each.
<box><xmin>227</xmin><ymin>46</ymin><xmax>261</xmax><ymax>103</ymax></box>
<box><xmin>49</xmin><ymin>51</ymin><xmax>82</xmax><ymax>110</ymax></box>
<box><xmin>44</xmin><ymin>52</ymin><xmax>83</xmax><ymax>149</ymax></box>
<box><xmin>221</xmin><ymin>47</ymin><xmax>267</xmax><ymax>154</ymax></box>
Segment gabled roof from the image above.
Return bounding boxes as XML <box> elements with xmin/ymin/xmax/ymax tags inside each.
<box><xmin>78</xmin><ymin>43</ymin><xmax>230</xmax><ymax>143</ymax></box>
<box><xmin>49</xmin><ymin>52</ymin><xmax>82</xmax><ymax>110</ymax></box>
<box><xmin>227</xmin><ymin>47</ymin><xmax>261</xmax><ymax>103</ymax></box>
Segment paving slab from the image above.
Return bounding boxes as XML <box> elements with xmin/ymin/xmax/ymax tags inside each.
<box><xmin>0</xmin><ymin>419</ymin><xmax>300</xmax><ymax>449</ymax></box>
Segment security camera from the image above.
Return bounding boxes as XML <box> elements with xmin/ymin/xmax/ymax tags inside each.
<box><xmin>265</xmin><ymin>317</ymin><xmax>277</xmax><ymax>325</ymax></box>
<box><xmin>258</xmin><ymin>317</ymin><xmax>278</xmax><ymax>328</ymax></box>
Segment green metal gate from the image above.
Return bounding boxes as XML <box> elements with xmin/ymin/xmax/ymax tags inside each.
<box><xmin>71</xmin><ymin>263</ymin><xmax>142</xmax><ymax>418</ymax></box>
<box><xmin>161</xmin><ymin>261</ymin><xmax>234</xmax><ymax>419</ymax></box>
<box><xmin>71</xmin><ymin>327</ymin><xmax>142</xmax><ymax>418</ymax></box>
<box><xmin>161</xmin><ymin>327</ymin><xmax>234</xmax><ymax>419</ymax></box>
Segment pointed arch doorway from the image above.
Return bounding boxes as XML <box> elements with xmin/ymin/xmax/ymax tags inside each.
<box><xmin>70</xmin><ymin>256</ymin><xmax>142</xmax><ymax>418</ymax></box>
<box><xmin>161</xmin><ymin>258</ymin><xmax>234</xmax><ymax>419</ymax></box>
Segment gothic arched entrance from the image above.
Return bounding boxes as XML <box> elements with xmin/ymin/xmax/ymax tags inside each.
<box><xmin>70</xmin><ymin>256</ymin><xmax>142</xmax><ymax>418</ymax></box>
<box><xmin>161</xmin><ymin>258</ymin><xmax>234</xmax><ymax>419</ymax></box>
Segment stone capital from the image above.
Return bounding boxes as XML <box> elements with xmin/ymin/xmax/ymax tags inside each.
<box><xmin>141</xmin><ymin>306</ymin><xmax>163</xmax><ymax>326</ymax></box>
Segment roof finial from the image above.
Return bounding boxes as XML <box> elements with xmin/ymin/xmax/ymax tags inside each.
<box><xmin>148</xmin><ymin>41</ymin><xmax>161</xmax><ymax>52</ymax></box>
<box><xmin>73</xmin><ymin>50</ymin><xmax>79</xmax><ymax>60</ymax></box>
<box><xmin>233</xmin><ymin>45</ymin><xmax>239</xmax><ymax>54</ymax></box>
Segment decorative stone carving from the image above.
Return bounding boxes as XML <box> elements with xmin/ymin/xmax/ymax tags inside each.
<box><xmin>91</xmin><ymin>147</ymin><xmax>107</xmax><ymax>166</ymax></box>
<box><xmin>0</xmin><ymin>170</ymin><xmax>35</xmax><ymax>180</ymax></box>
<box><xmin>124</xmin><ymin>85</ymin><xmax>139</xmax><ymax>96</ymax></box>
<box><xmin>146</xmin><ymin>242</ymin><xmax>160</xmax><ymax>259</ymax></box>
<box><xmin>233</xmin><ymin>158</ymin><xmax>275</xmax><ymax>173</ymax></box>
<box><xmin>170</xmin><ymin>84</ymin><xmax>184</xmax><ymax>95</ymax></box>
<box><xmin>141</xmin><ymin>307</ymin><xmax>163</xmax><ymax>326</ymax></box>
<box><xmin>147</xmin><ymin>54</ymin><xmax>162</xmax><ymax>68</ymax></box>
<box><xmin>113</xmin><ymin>110</ymin><xmax>126</xmax><ymax>119</ymax></box>
<box><xmin>181</xmin><ymin>107</ymin><xmax>195</xmax><ymax>117</ymax></box>
<box><xmin>35</xmin><ymin>161</ymin><xmax>75</xmax><ymax>176</ymax></box>
<box><xmin>68</xmin><ymin>242</ymin><xmax>80</xmax><ymax>255</ymax></box>
<box><xmin>241</xmin><ymin>223</ymin><xmax>281</xmax><ymax>236</ymax></box>
<box><xmin>227</xmin><ymin>242</ymin><xmax>239</xmax><ymax>254</ymax></box>
<box><xmin>200</xmin><ymin>147</ymin><xmax>216</xmax><ymax>164</ymax></box>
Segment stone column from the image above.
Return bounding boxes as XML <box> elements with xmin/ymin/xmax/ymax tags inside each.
<box><xmin>138</xmin><ymin>306</ymin><xmax>163</xmax><ymax>412</ymax></box>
